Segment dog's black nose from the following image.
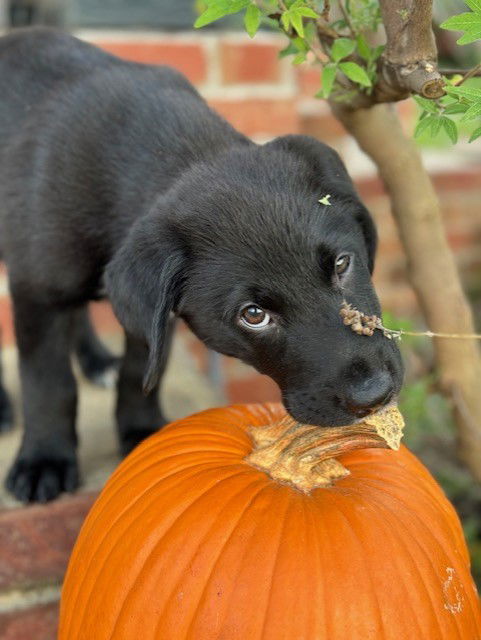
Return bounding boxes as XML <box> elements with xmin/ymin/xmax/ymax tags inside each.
<box><xmin>344</xmin><ymin>369</ymin><xmax>394</xmax><ymax>417</ymax></box>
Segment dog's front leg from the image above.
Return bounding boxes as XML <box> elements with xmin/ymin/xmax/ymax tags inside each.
<box><xmin>116</xmin><ymin>326</ymin><xmax>174</xmax><ymax>456</ymax></box>
<box><xmin>6</xmin><ymin>297</ymin><xmax>79</xmax><ymax>503</ymax></box>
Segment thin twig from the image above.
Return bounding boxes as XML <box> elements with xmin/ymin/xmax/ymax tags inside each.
<box><xmin>455</xmin><ymin>61</ymin><xmax>481</xmax><ymax>86</ymax></box>
<box><xmin>338</xmin><ymin>0</ymin><xmax>356</xmax><ymax>37</ymax></box>
<box><xmin>388</xmin><ymin>329</ymin><xmax>481</xmax><ymax>340</ymax></box>
<box><xmin>340</xmin><ymin>301</ymin><xmax>481</xmax><ymax>341</ymax></box>
<box><xmin>440</xmin><ymin>68</ymin><xmax>481</xmax><ymax>77</ymax></box>
<box><xmin>321</xmin><ymin>0</ymin><xmax>330</xmax><ymax>22</ymax></box>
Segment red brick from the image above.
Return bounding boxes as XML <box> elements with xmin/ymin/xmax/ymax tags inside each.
<box><xmin>95</xmin><ymin>41</ymin><xmax>207</xmax><ymax>85</ymax></box>
<box><xmin>0</xmin><ymin>493</ymin><xmax>96</xmax><ymax>591</ymax></box>
<box><xmin>220</xmin><ymin>41</ymin><xmax>282</xmax><ymax>85</ymax></box>
<box><xmin>210</xmin><ymin>98</ymin><xmax>299</xmax><ymax>137</ymax></box>
<box><xmin>432</xmin><ymin>170</ymin><xmax>481</xmax><ymax>192</ymax></box>
<box><xmin>89</xmin><ymin>301</ymin><xmax>121</xmax><ymax>336</ymax></box>
<box><xmin>356</xmin><ymin>177</ymin><xmax>386</xmax><ymax>200</ymax></box>
<box><xmin>296</xmin><ymin>65</ymin><xmax>321</xmax><ymax>97</ymax></box>
<box><xmin>357</xmin><ymin>171</ymin><xmax>481</xmax><ymax>200</ymax></box>
<box><xmin>226</xmin><ymin>374</ymin><xmax>281</xmax><ymax>404</ymax></box>
<box><xmin>0</xmin><ymin>603</ymin><xmax>58</xmax><ymax>640</ymax></box>
<box><xmin>0</xmin><ymin>297</ymin><xmax>14</xmax><ymax>346</ymax></box>
<box><xmin>299</xmin><ymin>109</ymin><xmax>347</xmax><ymax>143</ymax></box>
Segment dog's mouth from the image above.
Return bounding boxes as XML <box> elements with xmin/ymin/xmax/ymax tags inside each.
<box><xmin>281</xmin><ymin>387</ymin><xmax>399</xmax><ymax>429</ymax></box>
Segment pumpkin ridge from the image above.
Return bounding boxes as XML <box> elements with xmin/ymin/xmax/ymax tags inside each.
<box><xmin>65</xmin><ymin>466</ymin><xmax>257</xmax><ymax>637</ymax></box>
<box><xmin>350</xmin><ymin>472</ymin><xmax>470</xmax><ymax>564</ymax></box>
<box><xmin>187</xmin><ymin>486</ymin><xmax>294</xmax><ymax>640</ymax></box>
<box><xmin>347</xmin><ymin>476</ymin><xmax>467</xmax><ymax>558</ymax></box>
<box><xmin>257</xmin><ymin>493</ymin><xmax>295</xmax><ymax>640</ymax></box>
<box><xmin>349</xmin><ymin>485</ymin><xmax>469</xmax><ymax>638</ymax></box>
<box><xmin>305</xmin><ymin>495</ymin><xmax>334</xmax><ymax>639</ymax></box>
<box><xmin>331</xmin><ymin>485</ymin><xmax>429</xmax><ymax>638</ymax></box>
<box><xmin>155</xmin><ymin>480</ymin><xmax>277</xmax><ymax>640</ymax></box>
<box><xmin>320</xmin><ymin>489</ymin><xmax>388</xmax><ymax>637</ymax></box>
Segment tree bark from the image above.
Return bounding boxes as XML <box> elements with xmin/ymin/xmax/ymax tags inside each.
<box><xmin>378</xmin><ymin>0</ymin><xmax>444</xmax><ymax>99</ymax></box>
<box><xmin>333</xmin><ymin>103</ymin><xmax>481</xmax><ymax>481</ymax></box>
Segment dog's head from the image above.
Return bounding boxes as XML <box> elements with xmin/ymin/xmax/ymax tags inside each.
<box><xmin>105</xmin><ymin>135</ymin><xmax>403</xmax><ymax>427</ymax></box>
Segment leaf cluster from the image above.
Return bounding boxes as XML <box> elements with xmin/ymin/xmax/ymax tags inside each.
<box><xmin>195</xmin><ymin>1</ymin><xmax>481</xmax><ymax>145</ymax></box>
<box><xmin>440</xmin><ymin>0</ymin><xmax>481</xmax><ymax>45</ymax></box>
<box><xmin>196</xmin><ymin>0</ymin><xmax>384</xmax><ymax>98</ymax></box>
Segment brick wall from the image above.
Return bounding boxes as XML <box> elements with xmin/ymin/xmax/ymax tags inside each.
<box><xmin>0</xmin><ymin>30</ymin><xmax>480</xmax><ymax>638</ymax></box>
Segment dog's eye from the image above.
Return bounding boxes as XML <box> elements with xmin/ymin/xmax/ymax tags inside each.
<box><xmin>335</xmin><ymin>254</ymin><xmax>351</xmax><ymax>277</ymax></box>
<box><xmin>240</xmin><ymin>305</ymin><xmax>271</xmax><ymax>329</ymax></box>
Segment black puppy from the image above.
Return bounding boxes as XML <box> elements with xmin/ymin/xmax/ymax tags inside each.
<box><xmin>0</xmin><ymin>28</ymin><xmax>403</xmax><ymax>503</ymax></box>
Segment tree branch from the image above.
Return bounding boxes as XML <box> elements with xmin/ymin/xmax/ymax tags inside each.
<box><xmin>377</xmin><ymin>0</ymin><xmax>444</xmax><ymax>99</ymax></box>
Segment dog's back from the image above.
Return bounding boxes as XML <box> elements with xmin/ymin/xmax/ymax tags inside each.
<box><xmin>0</xmin><ymin>28</ymin><xmax>248</xmax><ymax>293</ymax></box>
<box><xmin>0</xmin><ymin>27</ymin><xmax>118</xmax><ymax>144</ymax></box>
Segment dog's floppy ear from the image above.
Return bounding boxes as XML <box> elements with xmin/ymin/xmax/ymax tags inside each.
<box><xmin>353</xmin><ymin>204</ymin><xmax>377</xmax><ymax>274</ymax></box>
<box><xmin>267</xmin><ymin>134</ymin><xmax>377</xmax><ymax>273</ymax></box>
<box><xmin>104</xmin><ymin>215</ymin><xmax>186</xmax><ymax>393</ymax></box>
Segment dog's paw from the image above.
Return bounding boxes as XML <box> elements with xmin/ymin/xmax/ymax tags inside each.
<box><xmin>119</xmin><ymin>426</ymin><xmax>162</xmax><ymax>456</ymax></box>
<box><xmin>6</xmin><ymin>454</ymin><xmax>79</xmax><ymax>503</ymax></box>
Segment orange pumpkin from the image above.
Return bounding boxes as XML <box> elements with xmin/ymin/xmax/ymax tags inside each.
<box><xmin>59</xmin><ymin>403</ymin><xmax>481</xmax><ymax>640</ymax></box>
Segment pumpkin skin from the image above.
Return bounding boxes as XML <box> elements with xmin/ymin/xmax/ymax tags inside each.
<box><xmin>59</xmin><ymin>403</ymin><xmax>481</xmax><ymax>640</ymax></box>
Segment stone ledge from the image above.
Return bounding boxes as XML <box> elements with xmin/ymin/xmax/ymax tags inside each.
<box><xmin>0</xmin><ymin>493</ymin><xmax>96</xmax><ymax>593</ymax></box>
<box><xmin>0</xmin><ymin>602</ymin><xmax>58</xmax><ymax>640</ymax></box>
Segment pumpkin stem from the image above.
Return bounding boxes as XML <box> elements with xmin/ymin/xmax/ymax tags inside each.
<box><xmin>245</xmin><ymin>406</ymin><xmax>404</xmax><ymax>493</ymax></box>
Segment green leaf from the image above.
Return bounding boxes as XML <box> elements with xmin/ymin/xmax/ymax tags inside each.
<box><xmin>321</xmin><ymin>64</ymin><xmax>337</xmax><ymax>98</ymax></box>
<box><xmin>414</xmin><ymin>114</ymin><xmax>438</xmax><ymax>138</ymax></box>
<box><xmin>303</xmin><ymin>21</ymin><xmax>317</xmax><ymax>43</ymax></box>
<box><xmin>457</xmin><ymin>26</ymin><xmax>481</xmax><ymax>44</ymax></box>
<box><xmin>293</xmin><ymin>51</ymin><xmax>307</xmax><ymax>65</ymax></box>
<box><xmin>244</xmin><ymin>3</ymin><xmax>261</xmax><ymax>38</ymax></box>
<box><xmin>281</xmin><ymin>10</ymin><xmax>291</xmax><ymax>31</ymax></box>
<box><xmin>195</xmin><ymin>0</ymin><xmax>250</xmax><ymax>27</ymax></box>
<box><xmin>443</xmin><ymin>102</ymin><xmax>469</xmax><ymax>115</ymax></box>
<box><xmin>318</xmin><ymin>194</ymin><xmax>332</xmax><ymax>205</ymax></box>
<box><xmin>289</xmin><ymin>9</ymin><xmax>305</xmax><ymax>37</ymax></box>
<box><xmin>440</xmin><ymin>12</ymin><xmax>481</xmax><ymax>32</ymax></box>
<box><xmin>461</xmin><ymin>101</ymin><xmax>481</xmax><ymax>120</ymax></box>
<box><xmin>195</xmin><ymin>5</ymin><xmax>230</xmax><ymax>27</ymax></box>
<box><xmin>339</xmin><ymin>61</ymin><xmax>372</xmax><ymax>86</ymax></box>
<box><xmin>465</xmin><ymin>0</ymin><xmax>481</xmax><ymax>12</ymax></box>
<box><xmin>293</xmin><ymin>36</ymin><xmax>309</xmax><ymax>51</ymax></box>
<box><xmin>413</xmin><ymin>95</ymin><xmax>438</xmax><ymax>113</ymax></box>
<box><xmin>278</xmin><ymin>41</ymin><xmax>299</xmax><ymax>58</ymax></box>
<box><xmin>445</xmin><ymin>85</ymin><xmax>481</xmax><ymax>100</ymax></box>
<box><xmin>469</xmin><ymin>125</ymin><xmax>481</xmax><ymax>142</ymax></box>
<box><xmin>440</xmin><ymin>117</ymin><xmax>458</xmax><ymax>143</ymax></box>
<box><xmin>371</xmin><ymin>44</ymin><xmax>385</xmax><ymax>61</ymax></box>
<box><xmin>356</xmin><ymin>34</ymin><xmax>371</xmax><ymax>61</ymax></box>
<box><xmin>331</xmin><ymin>38</ymin><xmax>356</xmax><ymax>62</ymax></box>
<box><xmin>430</xmin><ymin>116</ymin><xmax>443</xmax><ymax>137</ymax></box>
<box><xmin>296</xmin><ymin>7</ymin><xmax>318</xmax><ymax>18</ymax></box>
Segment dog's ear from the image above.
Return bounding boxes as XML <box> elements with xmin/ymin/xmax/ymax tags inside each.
<box><xmin>104</xmin><ymin>215</ymin><xmax>186</xmax><ymax>393</ymax></box>
<box><xmin>267</xmin><ymin>134</ymin><xmax>377</xmax><ymax>273</ymax></box>
<box><xmin>353</xmin><ymin>204</ymin><xmax>377</xmax><ymax>274</ymax></box>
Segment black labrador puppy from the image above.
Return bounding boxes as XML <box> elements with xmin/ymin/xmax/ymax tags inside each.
<box><xmin>0</xmin><ymin>28</ymin><xmax>403</xmax><ymax>503</ymax></box>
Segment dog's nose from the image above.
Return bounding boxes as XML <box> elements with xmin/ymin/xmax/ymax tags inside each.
<box><xmin>344</xmin><ymin>369</ymin><xmax>394</xmax><ymax>417</ymax></box>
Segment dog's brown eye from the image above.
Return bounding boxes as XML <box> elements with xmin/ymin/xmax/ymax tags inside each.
<box><xmin>335</xmin><ymin>254</ymin><xmax>351</xmax><ymax>276</ymax></box>
<box><xmin>240</xmin><ymin>305</ymin><xmax>270</xmax><ymax>329</ymax></box>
